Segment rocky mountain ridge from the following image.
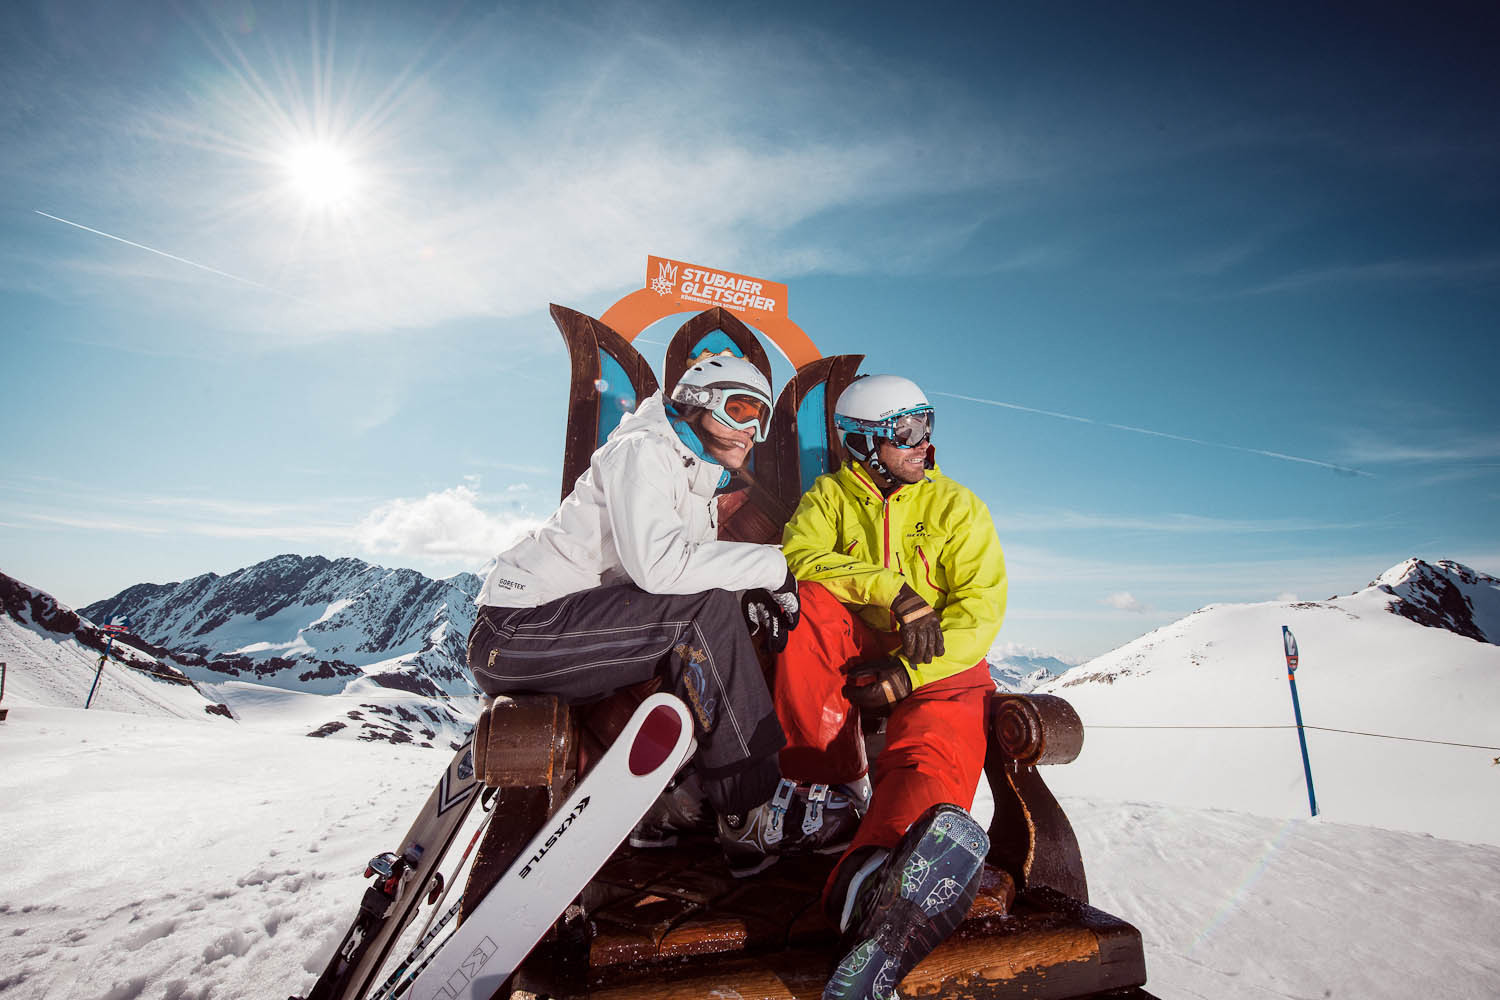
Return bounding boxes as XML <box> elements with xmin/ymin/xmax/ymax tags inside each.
<box><xmin>1367</xmin><ymin>558</ymin><xmax>1499</xmax><ymax>644</ymax></box>
<box><xmin>987</xmin><ymin>647</ymin><xmax>1077</xmax><ymax>692</ymax></box>
<box><xmin>82</xmin><ymin>554</ymin><xmax>483</xmax><ymax>701</ymax></box>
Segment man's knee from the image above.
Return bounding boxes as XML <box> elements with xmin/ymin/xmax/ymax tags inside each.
<box><xmin>798</xmin><ymin>580</ymin><xmax>842</xmax><ymax>618</ymax></box>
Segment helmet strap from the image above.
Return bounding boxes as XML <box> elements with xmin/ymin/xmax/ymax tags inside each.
<box><xmin>845</xmin><ymin>433</ymin><xmax>898</xmax><ymax>493</ymax></box>
<box><xmin>847</xmin><ymin>434</ymin><xmax>930</xmax><ymax>494</ymax></box>
<box><xmin>866</xmin><ymin>456</ymin><xmax>898</xmax><ymax>493</ymax></box>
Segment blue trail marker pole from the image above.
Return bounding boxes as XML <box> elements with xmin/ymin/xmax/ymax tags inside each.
<box><xmin>85</xmin><ymin>616</ymin><xmax>131</xmax><ymax>709</ymax></box>
<box><xmin>1282</xmin><ymin>625</ymin><xmax>1318</xmax><ymax>817</ymax></box>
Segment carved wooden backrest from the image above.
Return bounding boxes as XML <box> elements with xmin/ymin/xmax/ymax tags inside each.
<box><xmin>552</xmin><ymin>304</ymin><xmax>863</xmax><ymax>541</ymax></box>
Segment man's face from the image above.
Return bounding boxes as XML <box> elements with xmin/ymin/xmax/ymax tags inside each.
<box><xmin>875</xmin><ymin>439</ymin><xmax>930</xmax><ymax>484</ymax></box>
<box><xmin>691</xmin><ymin>409</ymin><xmax>755</xmax><ymax>470</ymax></box>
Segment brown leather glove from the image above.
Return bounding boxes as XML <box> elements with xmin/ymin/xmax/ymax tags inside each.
<box><xmin>891</xmin><ymin>583</ymin><xmax>944</xmax><ymax>665</ymax></box>
<box><xmin>842</xmin><ymin>655</ymin><xmax>914</xmax><ymax>716</ymax></box>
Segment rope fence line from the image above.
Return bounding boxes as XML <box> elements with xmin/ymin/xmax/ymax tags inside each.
<box><xmin>1088</xmin><ymin>723</ymin><xmax>1500</xmax><ymax>752</ymax></box>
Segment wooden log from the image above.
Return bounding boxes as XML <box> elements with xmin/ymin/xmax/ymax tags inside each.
<box><xmin>991</xmin><ymin>694</ymin><xmax>1084</xmax><ymax>766</ymax></box>
<box><xmin>984</xmin><ymin>693</ymin><xmax>1090</xmax><ymax>903</ymax></box>
<box><xmin>473</xmin><ymin>695</ymin><xmax>574</xmax><ymax>790</ymax></box>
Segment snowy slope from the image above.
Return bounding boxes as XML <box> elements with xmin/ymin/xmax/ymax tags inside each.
<box><xmin>1039</xmin><ymin>559</ymin><xmax>1500</xmax><ymax>846</ymax></box>
<box><xmin>3</xmin><ymin>703</ymin><xmax>1498</xmax><ymax>1000</ymax></box>
<box><xmin>0</xmin><ymin>570</ymin><xmax>223</xmax><ymax>721</ymax></box>
<box><xmin>4</xmin><ymin>557</ymin><xmax>1499</xmax><ymax>999</ymax></box>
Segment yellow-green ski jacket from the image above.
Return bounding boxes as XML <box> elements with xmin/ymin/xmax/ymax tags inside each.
<box><xmin>781</xmin><ymin>459</ymin><xmax>1007</xmax><ymax>688</ymax></box>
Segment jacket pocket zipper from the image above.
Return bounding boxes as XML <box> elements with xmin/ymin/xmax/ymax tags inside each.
<box><xmin>915</xmin><ymin>545</ymin><xmax>943</xmax><ymax>594</ymax></box>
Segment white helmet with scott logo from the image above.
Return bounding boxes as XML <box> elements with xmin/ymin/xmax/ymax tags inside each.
<box><xmin>834</xmin><ymin>374</ymin><xmax>935</xmax><ymax>464</ymax></box>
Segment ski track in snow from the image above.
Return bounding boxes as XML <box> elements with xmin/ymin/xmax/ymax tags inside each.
<box><xmin>3</xmin><ymin>706</ymin><xmax>1499</xmax><ymax>999</ymax></box>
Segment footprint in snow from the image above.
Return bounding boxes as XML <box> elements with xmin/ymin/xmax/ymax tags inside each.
<box><xmin>123</xmin><ymin>918</ymin><xmax>179</xmax><ymax>950</ymax></box>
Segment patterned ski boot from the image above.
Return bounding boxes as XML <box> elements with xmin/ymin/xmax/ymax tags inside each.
<box><xmin>823</xmin><ymin>803</ymin><xmax>989</xmax><ymax>1000</ymax></box>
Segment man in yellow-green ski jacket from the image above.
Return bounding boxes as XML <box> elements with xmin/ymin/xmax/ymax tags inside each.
<box><xmin>771</xmin><ymin>374</ymin><xmax>1007</xmax><ymax>1000</ymax></box>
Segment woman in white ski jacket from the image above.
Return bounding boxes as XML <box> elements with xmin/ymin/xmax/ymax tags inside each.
<box><xmin>469</xmin><ymin>357</ymin><xmax>853</xmax><ymax>876</ymax></box>
<box><xmin>475</xmin><ymin>391</ymin><xmax>786</xmax><ymax>609</ymax></box>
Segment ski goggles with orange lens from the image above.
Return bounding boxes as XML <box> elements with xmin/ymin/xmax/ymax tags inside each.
<box><xmin>714</xmin><ymin>391</ymin><xmax>772</xmax><ymax>441</ymax></box>
<box><xmin>674</xmin><ymin>382</ymin><xmax>774</xmax><ymax>441</ymax></box>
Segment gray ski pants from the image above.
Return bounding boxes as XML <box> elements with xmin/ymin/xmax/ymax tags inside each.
<box><xmin>467</xmin><ymin>584</ymin><xmax>784</xmax><ymax>817</ymax></box>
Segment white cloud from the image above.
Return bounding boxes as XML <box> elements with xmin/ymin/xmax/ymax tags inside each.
<box><xmin>1102</xmin><ymin>591</ymin><xmax>1148</xmax><ymax>613</ymax></box>
<box><xmin>987</xmin><ymin>640</ymin><xmax>1086</xmax><ymax>666</ymax></box>
<box><xmin>352</xmin><ymin>486</ymin><xmax>541</xmax><ymax>567</ymax></box>
<box><xmin>13</xmin><ymin>7</ymin><xmax>1039</xmax><ymax>341</ymax></box>
<box><xmin>998</xmin><ymin>507</ymin><xmax>1364</xmax><ymax>535</ymax></box>
<box><xmin>1341</xmin><ymin>432</ymin><xmax>1500</xmax><ymax>465</ymax></box>
<box><xmin>22</xmin><ymin>512</ymin><xmax>169</xmax><ymax>535</ymax></box>
<box><xmin>1276</xmin><ymin>591</ymin><xmax>1300</xmax><ymax>602</ymax></box>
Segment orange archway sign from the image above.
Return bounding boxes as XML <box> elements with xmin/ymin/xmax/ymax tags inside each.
<box><xmin>600</xmin><ymin>255</ymin><xmax>822</xmax><ymax>369</ymax></box>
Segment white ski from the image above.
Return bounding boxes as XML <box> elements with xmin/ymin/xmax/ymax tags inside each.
<box><xmin>408</xmin><ymin>692</ymin><xmax>694</xmax><ymax>1000</ymax></box>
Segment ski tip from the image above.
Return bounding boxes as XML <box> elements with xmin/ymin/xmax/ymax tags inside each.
<box><xmin>629</xmin><ymin>703</ymin><xmax>685</xmax><ymax>776</ymax></box>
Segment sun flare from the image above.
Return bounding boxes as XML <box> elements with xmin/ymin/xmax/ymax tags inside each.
<box><xmin>281</xmin><ymin>141</ymin><xmax>361</xmax><ymax>209</ymax></box>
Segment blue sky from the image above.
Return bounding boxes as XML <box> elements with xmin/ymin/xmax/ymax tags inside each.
<box><xmin>2</xmin><ymin>0</ymin><xmax>1496</xmax><ymax>660</ymax></box>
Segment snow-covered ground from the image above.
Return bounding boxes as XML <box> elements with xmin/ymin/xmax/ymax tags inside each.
<box><xmin>3</xmin><ymin>701</ymin><xmax>1498</xmax><ymax>1000</ymax></box>
<box><xmin>1039</xmin><ymin>589</ymin><xmax>1500</xmax><ymax>848</ymax></box>
<box><xmin>4</xmin><ymin>560</ymin><xmax>1497</xmax><ymax>999</ymax></box>
<box><xmin>1</xmin><ymin>706</ymin><xmax>451</xmax><ymax>1000</ymax></box>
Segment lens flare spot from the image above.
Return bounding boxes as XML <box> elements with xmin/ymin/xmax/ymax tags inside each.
<box><xmin>281</xmin><ymin>142</ymin><xmax>360</xmax><ymax>208</ymax></box>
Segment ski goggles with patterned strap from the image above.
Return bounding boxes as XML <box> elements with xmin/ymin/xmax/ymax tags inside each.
<box><xmin>835</xmin><ymin>406</ymin><xmax>935</xmax><ymax>448</ymax></box>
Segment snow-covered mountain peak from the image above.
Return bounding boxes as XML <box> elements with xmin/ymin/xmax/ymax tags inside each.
<box><xmin>69</xmin><ymin>555</ymin><xmax>484</xmax><ymax>746</ymax></box>
<box><xmin>986</xmin><ymin>641</ymin><xmax>1081</xmax><ymax>692</ymax></box>
<box><xmin>1355</xmin><ymin>557</ymin><xmax>1500</xmax><ymax>644</ymax></box>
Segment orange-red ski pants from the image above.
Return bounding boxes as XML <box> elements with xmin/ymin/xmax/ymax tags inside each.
<box><xmin>773</xmin><ymin>581</ymin><xmax>991</xmax><ymax>900</ymax></box>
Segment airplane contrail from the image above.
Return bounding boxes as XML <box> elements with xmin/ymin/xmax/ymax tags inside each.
<box><xmin>933</xmin><ymin>390</ymin><xmax>1373</xmax><ymax>477</ymax></box>
<box><xmin>35</xmin><ymin>210</ymin><xmax>290</xmax><ymax>297</ymax></box>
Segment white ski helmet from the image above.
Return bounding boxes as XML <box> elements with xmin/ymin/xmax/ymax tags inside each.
<box><xmin>670</xmin><ymin>355</ymin><xmax>775</xmax><ymax>442</ymax></box>
<box><xmin>834</xmin><ymin>375</ymin><xmax>935</xmax><ymax>463</ymax></box>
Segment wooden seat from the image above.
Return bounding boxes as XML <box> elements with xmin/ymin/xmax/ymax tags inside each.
<box><xmin>464</xmin><ymin>690</ymin><xmax>1153</xmax><ymax>999</ymax></box>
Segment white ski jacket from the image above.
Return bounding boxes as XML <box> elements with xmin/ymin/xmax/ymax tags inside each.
<box><xmin>477</xmin><ymin>392</ymin><xmax>788</xmax><ymax>609</ymax></box>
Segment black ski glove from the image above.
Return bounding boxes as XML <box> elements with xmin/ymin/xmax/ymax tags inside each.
<box><xmin>743</xmin><ymin>572</ymin><xmax>800</xmax><ymax>654</ymax></box>
<box><xmin>842</xmin><ymin>655</ymin><xmax>914</xmax><ymax>716</ymax></box>
<box><xmin>769</xmin><ymin>569</ymin><xmax>800</xmax><ymax>629</ymax></box>
<box><xmin>743</xmin><ymin>589</ymin><xmax>791</xmax><ymax>654</ymax></box>
<box><xmin>891</xmin><ymin>583</ymin><xmax>944</xmax><ymax>665</ymax></box>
